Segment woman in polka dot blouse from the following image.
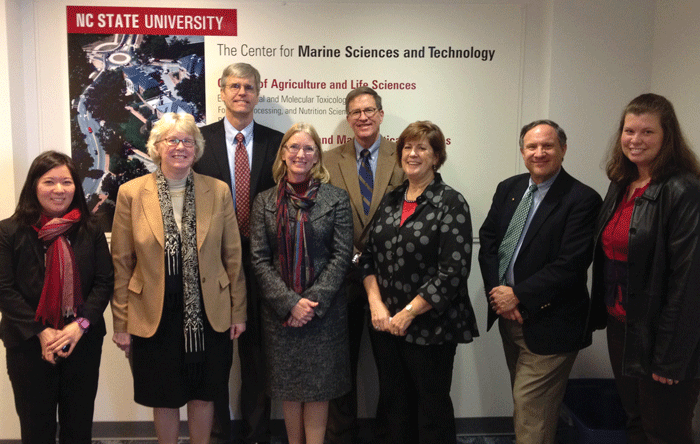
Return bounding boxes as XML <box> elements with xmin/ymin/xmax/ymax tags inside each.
<box><xmin>360</xmin><ymin>120</ymin><xmax>479</xmax><ymax>444</ymax></box>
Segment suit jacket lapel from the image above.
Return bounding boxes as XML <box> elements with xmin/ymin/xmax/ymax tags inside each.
<box><xmin>337</xmin><ymin>142</ymin><xmax>365</xmax><ymax>223</ymax></box>
<box><xmin>519</xmin><ymin>170</ymin><xmax>569</xmax><ymax>252</ymax></box>
<box><xmin>250</xmin><ymin>122</ymin><xmax>273</xmax><ymax>199</ymax></box>
<box><xmin>194</xmin><ymin>173</ymin><xmax>213</xmax><ymax>252</ymax></box>
<box><xmin>210</xmin><ymin>120</ymin><xmax>232</xmax><ymax>188</ymax></box>
<box><xmin>140</xmin><ymin>173</ymin><xmax>165</xmax><ymax>248</ymax></box>
<box><xmin>308</xmin><ymin>186</ymin><xmax>332</xmax><ymax>222</ymax></box>
<box><xmin>370</xmin><ymin>137</ymin><xmax>397</xmax><ymax>218</ymax></box>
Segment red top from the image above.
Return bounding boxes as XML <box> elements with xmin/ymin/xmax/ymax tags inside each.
<box><xmin>401</xmin><ymin>200</ymin><xmax>418</xmax><ymax>225</ymax></box>
<box><xmin>601</xmin><ymin>182</ymin><xmax>650</xmax><ymax>320</ymax></box>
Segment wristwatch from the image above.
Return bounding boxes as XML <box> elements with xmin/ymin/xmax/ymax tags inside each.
<box><xmin>404</xmin><ymin>304</ymin><xmax>416</xmax><ymax>316</ymax></box>
<box><xmin>76</xmin><ymin>317</ymin><xmax>90</xmax><ymax>333</ymax></box>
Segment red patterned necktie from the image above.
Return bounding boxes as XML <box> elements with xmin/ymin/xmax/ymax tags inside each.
<box><xmin>234</xmin><ymin>132</ymin><xmax>251</xmax><ymax>237</ymax></box>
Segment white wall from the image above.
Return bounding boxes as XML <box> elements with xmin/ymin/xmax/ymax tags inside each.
<box><xmin>651</xmin><ymin>0</ymin><xmax>700</xmax><ymax>148</ymax></box>
<box><xmin>2</xmin><ymin>0</ymin><xmax>700</xmax><ymax>439</ymax></box>
<box><xmin>1</xmin><ymin>0</ymin><xmax>21</xmax><ymax>438</ymax></box>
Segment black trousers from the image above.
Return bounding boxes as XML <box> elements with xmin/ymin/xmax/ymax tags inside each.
<box><xmin>212</xmin><ymin>244</ymin><xmax>271</xmax><ymax>444</ymax></box>
<box><xmin>6</xmin><ymin>332</ymin><xmax>103</xmax><ymax>444</ymax></box>
<box><xmin>607</xmin><ymin>316</ymin><xmax>700</xmax><ymax>444</ymax></box>
<box><xmin>368</xmin><ymin>328</ymin><xmax>457</xmax><ymax>444</ymax></box>
<box><xmin>236</xmin><ymin>317</ymin><xmax>271</xmax><ymax>443</ymax></box>
<box><xmin>326</xmin><ymin>281</ymin><xmax>367</xmax><ymax>444</ymax></box>
<box><xmin>236</xmin><ymin>247</ymin><xmax>271</xmax><ymax>444</ymax></box>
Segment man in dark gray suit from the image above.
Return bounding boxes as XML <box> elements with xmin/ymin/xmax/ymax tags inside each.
<box><xmin>194</xmin><ymin>63</ymin><xmax>283</xmax><ymax>444</ymax></box>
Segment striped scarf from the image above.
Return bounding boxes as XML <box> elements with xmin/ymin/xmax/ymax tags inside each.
<box><xmin>276</xmin><ymin>177</ymin><xmax>320</xmax><ymax>293</ymax></box>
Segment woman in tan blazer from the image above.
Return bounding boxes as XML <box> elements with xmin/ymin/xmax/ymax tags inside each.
<box><xmin>111</xmin><ymin>113</ymin><xmax>246</xmax><ymax>444</ymax></box>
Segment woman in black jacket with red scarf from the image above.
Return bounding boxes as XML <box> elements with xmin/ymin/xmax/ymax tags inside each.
<box><xmin>0</xmin><ymin>151</ymin><xmax>113</xmax><ymax>444</ymax></box>
<box><xmin>591</xmin><ymin>94</ymin><xmax>700</xmax><ymax>444</ymax></box>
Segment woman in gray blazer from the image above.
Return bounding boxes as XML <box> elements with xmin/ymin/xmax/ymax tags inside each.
<box><xmin>250</xmin><ymin>122</ymin><xmax>353</xmax><ymax>444</ymax></box>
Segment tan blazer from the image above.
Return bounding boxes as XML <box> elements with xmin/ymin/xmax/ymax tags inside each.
<box><xmin>324</xmin><ymin>136</ymin><xmax>406</xmax><ymax>253</ymax></box>
<box><xmin>111</xmin><ymin>171</ymin><xmax>246</xmax><ymax>338</ymax></box>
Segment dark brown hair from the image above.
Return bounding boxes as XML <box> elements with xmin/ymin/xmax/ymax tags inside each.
<box><xmin>605</xmin><ymin>93</ymin><xmax>700</xmax><ymax>183</ymax></box>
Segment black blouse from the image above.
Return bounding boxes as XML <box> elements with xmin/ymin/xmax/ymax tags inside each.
<box><xmin>360</xmin><ymin>174</ymin><xmax>479</xmax><ymax>345</ymax></box>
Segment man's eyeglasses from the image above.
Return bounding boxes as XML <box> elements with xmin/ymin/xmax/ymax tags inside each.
<box><xmin>285</xmin><ymin>144</ymin><xmax>316</xmax><ymax>155</ymax></box>
<box><xmin>225</xmin><ymin>83</ymin><xmax>256</xmax><ymax>93</ymax></box>
<box><xmin>347</xmin><ymin>107</ymin><xmax>380</xmax><ymax>119</ymax></box>
<box><xmin>160</xmin><ymin>137</ymin><xmax>196</xmax><ymax>148</ymax></box>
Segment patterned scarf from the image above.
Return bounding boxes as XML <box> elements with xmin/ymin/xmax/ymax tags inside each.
<box><xmin>155</xmin><ymin>169</ymin><xmax>204</xmax><ymax>355</ymax></box>
<box><xmin>34</xmin><ymin>208</ymin><xmax>83</xmax><ymax>329</ymax></box>
<box><xmin>276</xmin><ymin>177</ymin><xmax>321</xmax><ymax>293</ymax></box>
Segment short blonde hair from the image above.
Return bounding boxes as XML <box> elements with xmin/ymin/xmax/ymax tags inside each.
<box><xmin>272</xmin><ymin>122</ymin><xmax>330</xmax><ymax>184</ymax></box>
<box><xmin>146</xmin><ymin>113</ymin><xmax>205</xmax><ymax>165</ymax></box>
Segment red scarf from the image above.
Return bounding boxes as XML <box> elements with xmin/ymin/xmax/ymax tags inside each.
<box><xmin>34</xmin><ymin>208</ymin><xmax>83</xmax><ymax>329</ymax></box>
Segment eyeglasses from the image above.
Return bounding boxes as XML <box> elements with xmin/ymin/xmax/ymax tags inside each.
<box><xmin>285</xmin><ymin>144</ymin><xmax>316</xmax><ymax>155</ymax></box>
<box><xmin>347</xmin><ymin>107</ymin><xmax>380</xmax><ymax>119</ymax></box>
<box><xmin>160</xmin><ymin>137</ymin><xmax>196</xmax><ymax>148</ymax></box>
<box><xmin>225</xmin><ymin>82</ymin><xmax>256</xmax><ymax>93</ymax></box>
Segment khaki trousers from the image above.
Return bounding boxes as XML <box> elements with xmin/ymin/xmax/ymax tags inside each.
<box><xmin>499</xmin><ymin>318</ymin><xmax>577</xmax><ymax>444</ymax></box>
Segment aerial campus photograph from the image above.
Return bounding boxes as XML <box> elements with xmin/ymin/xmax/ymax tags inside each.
<box><xmin>67</xmin><ymin>33</ymin><xmax>205</xmax><ymax>230</ymax></box>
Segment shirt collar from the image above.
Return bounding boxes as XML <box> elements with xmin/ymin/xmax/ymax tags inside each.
<box><xmin>353</xmin><ymin>135</ymin><xmax>381</xmax><ymax>160</ymax></box>
<box><xmin>530</xmin><ymin>168</ymin><xmax>561</xmax><ymax>192</ymax></box>
<box><xmin>224</xmin><ymin>118</ymin><xmax>254</xmax><ymax>144</ymax></box>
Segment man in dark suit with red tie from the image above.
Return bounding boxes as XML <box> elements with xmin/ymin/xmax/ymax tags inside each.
<box><xmin>478</xmin><ymin>120</ymin><xmax>602</xmax><ymax>444</ymax></box>
<box><xmin>194</xmin><ymin>63</ymin><xmax>283</xmax><ymax>444</ymax></box>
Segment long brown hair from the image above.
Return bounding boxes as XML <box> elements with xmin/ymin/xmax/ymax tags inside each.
<box><xmin>605</xmin><ymin>93</ymin><xmax>700</xmax><ymax>183</ymax></box>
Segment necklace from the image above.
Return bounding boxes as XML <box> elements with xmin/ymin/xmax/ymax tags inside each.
<box><xmin>404</xmin><ymin>189</ymin><xmax>417</xmax><ymax>203</ymax></box>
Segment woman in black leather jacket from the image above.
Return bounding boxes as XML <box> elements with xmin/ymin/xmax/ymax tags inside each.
<box><xmin>591</xmin><ymin>93</ymin><xmax>700</xmax><ymax>444</ymax></box>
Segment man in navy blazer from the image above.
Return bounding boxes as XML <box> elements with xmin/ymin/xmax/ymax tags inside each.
<box><xmin>478</xmin><ymin>120</ymin><xmax>601</xmax><ymax>444</ymax></box>
<box><xmin>194</xmin><ymin>63</ymin><xmax>283</xmax><ymax>444</ymax></box>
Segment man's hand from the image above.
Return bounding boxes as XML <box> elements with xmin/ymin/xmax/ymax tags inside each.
<box><xmin>489</xmin><ymin>285</ymin><xmax>520</xmax><ymax>315</ymax></box>
<box><xmin>501</xmin><ymin>307</ymin><xmax>524</xmax><ymax>324</ymax></box>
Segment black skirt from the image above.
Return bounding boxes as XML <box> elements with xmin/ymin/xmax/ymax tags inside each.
<box><xmin>131</xmin><ymin>289</ymin><xmax>232</xmax><ymax>408</ymax></box>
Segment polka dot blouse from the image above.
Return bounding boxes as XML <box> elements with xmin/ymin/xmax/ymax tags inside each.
<box><xmin>360</xmin><ymin>174</ymin><xmax>479</xmax><ymax>345</ymax></box>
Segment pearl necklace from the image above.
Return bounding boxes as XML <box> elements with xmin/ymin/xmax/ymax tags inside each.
<box><xmin>404</xmin><ymin>189</ymin><xmax>418</xmax><ymax>203</ymax></box>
